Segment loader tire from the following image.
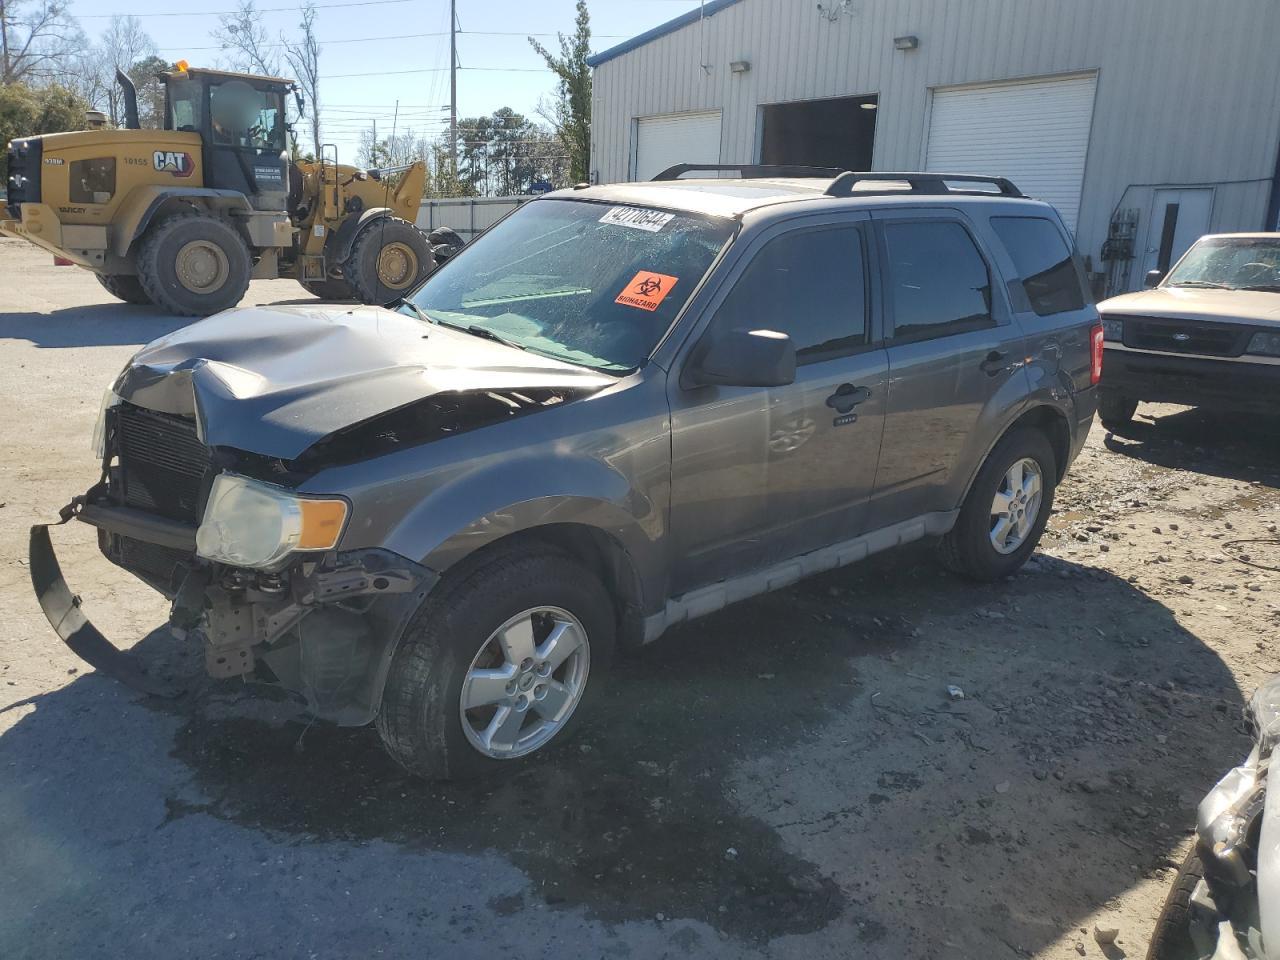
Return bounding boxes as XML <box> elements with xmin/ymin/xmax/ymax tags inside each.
<box><xmin>95</xmin><ymin>273</ymin><xmax>151</xmax><ymax>305</ymax></box>
<box><xmin>345</xmin><ymin>217</ymin><xmax>432</xmax><ymax>306</ymax></box>
<box><xmin>299</xmin><ymin>278</ymin><xmax>356</xmax><ymax>301</ymax></box>
<box><xmin>136</xmin><ymin>213</ymin><xmax>252</xmax><ymax>317</ymax></box>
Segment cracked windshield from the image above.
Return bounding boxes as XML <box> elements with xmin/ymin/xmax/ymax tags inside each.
<box><xmin>1165</xmin><ymin>236</ymin><xmax>1280</xmax><ymax>291</ymax></box>
<box><xmin>404</xmin><ymin>199</ymin><xmax>735</xmax><ymax>371</ymax></box>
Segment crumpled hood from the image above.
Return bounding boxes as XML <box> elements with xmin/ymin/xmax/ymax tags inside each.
<box><xmin>1098</xmin><ymin>287</ymin><xmax>1280</xmax><ymax>326</ymax></box>
<box><xmin>115</xmin><ymin>304</ymin><xmax>613</xmax><ymax>460</ymax></box>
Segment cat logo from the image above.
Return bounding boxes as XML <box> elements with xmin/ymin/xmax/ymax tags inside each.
<box><xmin>152</xmin><ymin>150</ymin><xmax>194</xmax><ymax>178</ymax></box>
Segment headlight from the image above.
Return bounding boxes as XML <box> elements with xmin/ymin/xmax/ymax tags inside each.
<box><xmin>1101</xmin><ymin>317</ymin><xmax>1124</xmax><ymax>341</ymax></box>
<box><xmin>1246</xmin><ymin>330</ymin><xmax>1280</xmax><ymax>356</ymax></box>
<box><xmin>195</xmin><ymin>473</ymin><xmax>348</xmax><ymax>569</ymax></box>
<box><xmin>92</xmin><ymin>388</ymin><xmax>121</xmax><ymax>459</ymax></box>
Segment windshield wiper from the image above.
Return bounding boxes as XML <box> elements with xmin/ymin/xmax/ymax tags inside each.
<box><xmin>463</xmin><ymin>324</ymin><xmax>528</xmax><ymax>352</ymax></box>
<box><xmin>399</xmin><ymin>299</ymin><xmax>435</xmax><ymax>325</ymax></box>
<box><xmin>1236</xmin><ymin>284</ymin><xmax>1280</xmax><ymax>293</ymax></box>
<box><xmin>1168</xmin><ymin>280</ymin><xmax>1230</xmax><ymax>289</ymax></box>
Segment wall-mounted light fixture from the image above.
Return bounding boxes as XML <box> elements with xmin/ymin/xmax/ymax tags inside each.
<box><xmin>730</xmin><ymin>60</ymin><xmax>751</xmax><ymax>74</ymax></box>
<box><xmin>893</xmin><ymin>35</ymin><xmax>919</xmax><ymax>51</ymax></box>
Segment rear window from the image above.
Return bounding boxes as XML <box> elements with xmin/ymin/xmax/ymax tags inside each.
<box><xmin>991</xmin><ymin>216</ymin><xmax>1086</xmax><ymax>316</ymax></box>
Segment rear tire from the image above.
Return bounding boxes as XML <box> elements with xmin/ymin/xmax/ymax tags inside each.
<box><xmin>376</xmin><ymin>549</ymin><xmax>615</xmax><ymax>780</ymax></box>
<box><xmin>1146</xmin><ymin>848</ymin><xmax>1204</xmax><ymax>960</ymax></box>
<box><xmin>939</xmin><ymin>427</ymin><xmax>1057</xmax><ymax>581</ymax></box>
<box><xmin>95</xmin><ymin>273</ymin><xmax>151</xmax><ymax>305</ymax></box>
<box><xmin>345</xmin><ymin>217</ymin><xmax>432</xmax><ymax>306</ymax></box>
<box><xmin>298</xmin><ymin>278</ymin><xmax>356</xmax><ymax>301</ymax></box>
<box><xmin>136</xmin><ymin>213</ymin><xmax>252</xmax><ymax>317</ymax></box>
<box><xmin>1099</xmin><ymin>390</ymin><xmax>1138</xmax><ymax>430</ymax></box>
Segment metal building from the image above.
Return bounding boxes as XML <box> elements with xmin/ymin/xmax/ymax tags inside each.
<box><xmin>587</xmin><ymin>0</ymin><xmax>1280</xmax><ymax>294</ymax></box>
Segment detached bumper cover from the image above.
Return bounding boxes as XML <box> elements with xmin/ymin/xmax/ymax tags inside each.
<box><xmin>29</xmin><ymin>504</ymin><xmax>181</xmax><ymax>698</ymax></box>
<box><xmin>1102</xmin><ymin>346</ymin><xmax>1280</xmax><ymax>413</ymax></box>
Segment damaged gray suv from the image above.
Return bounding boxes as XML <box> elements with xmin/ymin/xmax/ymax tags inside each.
<box><xmin>32</xmin><ymin>166</ymin><xmax>1101</xmax><ymax>779</ymax></box>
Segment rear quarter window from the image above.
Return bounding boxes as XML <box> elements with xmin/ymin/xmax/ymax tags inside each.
<box><xmin>990</xmin><ymin>216</ymin><xmax>1086</xmax><ymax>316</ymax></box>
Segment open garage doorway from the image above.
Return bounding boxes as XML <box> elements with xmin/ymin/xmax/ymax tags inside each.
<box><xmin>759</xmin><ymin>95</ymin><xmax>878</xmax><ymax>170</ymax></box>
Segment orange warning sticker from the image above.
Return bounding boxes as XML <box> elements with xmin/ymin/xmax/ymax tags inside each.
<box><xmin>615</xmin><ymin>271</ymin><xmax>679</xmax><ymax>312</ymax></box>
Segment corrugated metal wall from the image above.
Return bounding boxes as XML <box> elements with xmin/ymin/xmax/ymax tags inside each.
<box><xmin>591</xmin><ymin>0</ymin><xmax>1280</xmax><ymax>284</ymax></box>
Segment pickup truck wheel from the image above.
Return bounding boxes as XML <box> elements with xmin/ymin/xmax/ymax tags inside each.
<box><xmin>1099</xmin><ymin>390</ymin><xmax>1138</xmax><ymax>430</ymax></box>
<box><xmin>939</xmin><ymin>428</ymin><xmax>1057</xmax><ymax>581</ymax></box>
<box><xmin>298</xmin><ymin>277</ymin><xmax>355</xmax><ymax>301</ymax></box>
<box><xmin>345</xmin><ymin>217</ymin><xmax>432</xmax><ymax>306</ymax></box>
<box><xmin>376</xmin><ymin>550</ymin><xmax>614</xmax><ymax>780</ymax></box>
<box><xmin>95</xmin><ymin>273</ymin><xmax>151</xmax><ymax>305</ymax></box>
<box><xmin>136</xmin><ymin>213</ymin><xmax>251</xmax><ymax>316</ymax></box>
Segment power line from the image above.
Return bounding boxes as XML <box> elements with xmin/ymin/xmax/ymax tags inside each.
<box><xmin>322</xmin><ymin>65</ymin><xmax>553</xmax><ymax>79</ymax></box>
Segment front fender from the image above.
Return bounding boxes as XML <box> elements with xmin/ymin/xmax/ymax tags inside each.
<box><xmin>326</xmin><ymin>206</ymin><xmax>394</xmax><ymax>265</ymax></box>
<box><xmin>374</xmin><ymin>452</ymin><xmax>664</xmax><ymax>606</ymax></box>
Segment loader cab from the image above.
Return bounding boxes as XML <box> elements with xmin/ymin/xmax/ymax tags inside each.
<box><xmin>163</xmin><ymin>66</ymin><xmax>291</xmax><ymax>211</ymax></box>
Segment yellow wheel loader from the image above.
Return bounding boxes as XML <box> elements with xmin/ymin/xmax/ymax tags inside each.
<box><xmin>1</xmin><ymin>63</ymin><xmax>431</xmax><ymax>316</ymax></box>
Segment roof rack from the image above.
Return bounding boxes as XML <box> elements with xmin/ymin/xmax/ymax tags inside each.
<box><xmin>652</xmin><ymin>163</ymin><xmax>846</xmax><ymax>181</ymax></box>
<box><xmin>824</xmin><ymin>171</ymin><xmax>1023</xmax><ymax>197</ymax></box>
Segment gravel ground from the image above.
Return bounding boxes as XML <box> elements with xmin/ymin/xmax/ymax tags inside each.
<box><xmin>1</xmin><ymin>237</ymin><xmax>1277</xmax><ymax>959</ymax></box>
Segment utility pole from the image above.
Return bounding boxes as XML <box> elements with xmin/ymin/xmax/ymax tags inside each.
<box><xmin>449</xmin><ymin>0</ymin><xmax>458</xmax><ymax>175</ymax></box>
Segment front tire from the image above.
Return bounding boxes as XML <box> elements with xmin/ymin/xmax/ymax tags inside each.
<box><xmin>1146</xmin><ymin>848</ymin><xmax>1203</xmax><ymax>960</ymax></box>
<box><xmin>939</xmin><ymin>427</ymin><xmax>1057</xmax><ymax>581</ymax></box>
<box><xmin>95</xmin><ymin>273</ymin><xmax>151</xmax><ymax>305</ymax></box>
<box><xmin>136</xmin><ymin>213</ymin><xmax>252</xmax><ymax>317</ymax></box>
<box><xmin>376</xmin><ymin>549</ymin><xmax>615</xmax><ymax>780</ymax></box>
<box><xmin>345</xmin><ymin>217</ymin><xmax>432</xmax><ymax>306</ymax></box>
<box><xmin>1099</xmin><ymin>390</ymin><xmax>1138</xmax><ymax>430</ymax></box>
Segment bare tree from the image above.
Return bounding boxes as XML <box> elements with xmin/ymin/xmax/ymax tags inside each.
<box><xmin>99</xmin><ymin>15</ymin><xmax>156</xmax><ymax>125</ymax></box>
<box><xmin>0</xmin><ymin>0</ymin><xmax>83</xmax><ymax>85</ymax></box>
<box><xmin>213</xmin><ymin>0</ymin><xmax>283</xmax><ymax>77</ymax></box>
<box><xmin>281</xmin><ymin>2</ymin><xmax>321</xmax><ymax>158</ymax></box>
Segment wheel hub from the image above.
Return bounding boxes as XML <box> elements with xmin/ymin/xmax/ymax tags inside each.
<box><xmin>376</xmin><ymin>241</ymin><xmax>417</xmax><ymax>289</ymax></box>
<box><xmin>989</xmin><ymin>456</ymin><xmax>1043</xmax><ymax>555</ymax></box>
<box><xmin>458</xmin><ymin>606</ymin><xmax>590</xmax><ymax>759</ymax></box>
<box><xmin>175</xmin><ymin>240</ymin><xmax>230</xmax><ymax>294</ymax></box>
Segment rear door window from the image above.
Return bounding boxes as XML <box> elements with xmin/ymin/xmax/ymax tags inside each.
<box><xmin>884</xmin><ymin>220</ymin><xmax>994</xmax><ymax>342</ymax></box>
<box><xmin>711</xmin><ymin>225</ymin><xmax>868</xmax><ymax>364</ymax></box>
<box><xmin>991</xmin><ymin>216</ymin><xmax>1086</xmax><ymax>315</ymax></box>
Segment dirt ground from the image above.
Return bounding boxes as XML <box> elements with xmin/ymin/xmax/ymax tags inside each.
<box><xmin>1</xmin><ymin>236</ymin><xmax>1277</xmax><ymax>960</ymax></box>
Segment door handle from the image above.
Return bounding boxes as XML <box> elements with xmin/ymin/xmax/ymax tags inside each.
<box><xmin>979</xmin><ymin>350</ymin><xmax>1009</xmax><ymax>376</ymax></box>
<box><xmin>826</xmin><ymin>383</ymin><xmax>872</xmax><ymax>414</ymax></box>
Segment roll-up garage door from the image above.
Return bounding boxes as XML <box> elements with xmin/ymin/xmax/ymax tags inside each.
<box><xmin>926</xmin><ymin>74</ymin><xmax>1097</xmax><ymax>233</ymax></box>
<box><xmin>633</xmin><ymin>111</ymin><xmax>722</xmax><ymax>181</ymax></box>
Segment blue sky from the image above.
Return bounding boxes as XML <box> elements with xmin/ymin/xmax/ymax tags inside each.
<box><xmin>68</xmin><ymin>0</ymin><xmax>702</xmax><ymax>161</ymax></box>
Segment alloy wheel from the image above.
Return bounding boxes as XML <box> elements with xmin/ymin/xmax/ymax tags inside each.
<box><xmin>989</xmin><ymin>456</ymin><xmax>1043</xmax><ymax>555</ymax></box>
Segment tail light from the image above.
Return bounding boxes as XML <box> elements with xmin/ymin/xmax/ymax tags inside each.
<box><xmin>53</xmin><ymin>256</ymin><xmax>74</xmax><ymax>266</ymax></box>
<box><xmin>1090</xmin><ymin>323</ymin><xmax>1104</xmax><ymax>385</ymax></box>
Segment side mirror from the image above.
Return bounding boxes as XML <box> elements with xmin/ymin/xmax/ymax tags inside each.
<box><xmin>687</xmin><ymin>328</ymin><xmax>796</xmax><ymax>388</ymax></box>
<box><xmin>1144</xmin><ymin>269</ymin><xmax>1164</xmax><ymax>288</ymax></box>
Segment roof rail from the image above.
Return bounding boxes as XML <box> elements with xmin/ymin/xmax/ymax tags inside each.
<box><xmin>825</xmin><ymin>171</ymin><xmax>1023</xmax><ymax>197</ymax></box>
<box><xmin>652</xmin><ymin>163</ymin><xmax>846</xmax><ymax>181</ymax></box>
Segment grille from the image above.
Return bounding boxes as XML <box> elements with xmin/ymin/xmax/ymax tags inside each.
<box><xmin>110</xmin><ymin>534</ymin><xmax>192</xmax><ymax>594</ymax></box>
<box><xmin>1120</xmin><ymin>315</ymin><xmax>1250</xmax><ymax>357</ymax></box>
<box><xmin>115</xmin><ymin>403</ymin><xmax>211</xmax><ymax>523</ymax></box>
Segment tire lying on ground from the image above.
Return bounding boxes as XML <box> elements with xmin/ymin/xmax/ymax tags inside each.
<box><xmin>376</xmin><ymin>547</ymin><xmax>614</xmax><ymax>780</ymax></box>
<box><xmin>938</xmin><ymin>426</ymin><xmax>1058</xmax><ymax>581</ymax></box>
<box><xmin>135</xmin><ymin>212</ymin><xmax>252</xmax><ymax>317</ymax></box>
<box><xmin>298</xmin><ymin>277</ymin><xmax>356</xmax><ymax>301</ymax></box>
<box><xmin>344</xmin><ymin>216</ymin><xmax>433</xmax><ymax>306</ymax></box>
<box><xmin>95</xmin><ymin>273</ymin><xmax>152</xmax><ymax>305</ymax></box>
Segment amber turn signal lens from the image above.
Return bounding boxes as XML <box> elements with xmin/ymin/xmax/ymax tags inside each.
<box><xmin>297</xmin><ymin>499</ymin><xmax>348</xmax><ymax>550</ymax></box>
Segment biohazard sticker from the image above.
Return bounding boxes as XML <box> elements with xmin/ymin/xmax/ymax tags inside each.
<box><xmin>599</xmin><ymin>206</ymin><xmax>675</xmax><ymax>232</ymax></box>
<box><xmin>153</xmin><ymin>150</ymin><xmax>194</xmax><ymax>178</ymax></box>
<box><xmin>615</xmin><ymin>271</ymin><xmax>679</xmax><ymax>312</ymax></box>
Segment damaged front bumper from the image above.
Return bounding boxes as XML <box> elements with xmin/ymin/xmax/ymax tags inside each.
<box><xmin>30</xmin><ymin>493</ymin><xmax>438</xmax><ymax>725</ymax></box>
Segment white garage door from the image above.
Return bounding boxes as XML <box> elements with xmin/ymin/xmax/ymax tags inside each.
<box><xmin>634</xmin><ymin>111</ymin><xmax>722</xmax><ymax>181</ymax></box>
<box><xmin>926</xmin><ymin>74</ymin><xmax>1097</xmax><ymax>233</ymax></box>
